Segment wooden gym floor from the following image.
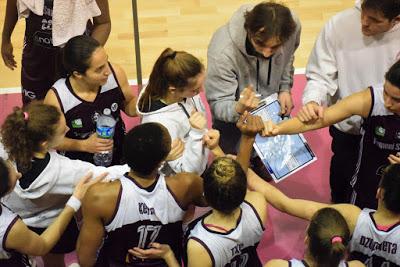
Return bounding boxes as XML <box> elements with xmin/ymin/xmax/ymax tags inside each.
<box><xmin>0</xmin><ymin>0</ymin><xmax>354</xmax><ymax>89</ymax></box>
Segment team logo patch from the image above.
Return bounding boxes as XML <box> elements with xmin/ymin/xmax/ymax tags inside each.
<box><xmin>92</xmin><ymin>112</ymin><xmax>100</xmax><ymax>123</ymax></box>
<box><xmin>111</xmin><ymin>103</ymin><xmax>118</xmax><ymax>112</ymax></box>
<box><xmin>375</xmin><ymin>126</ymin><xmax>385</xmax><ymax>137</ymax></box>
<box><xmin>71</xmin><ymin>118</ymin><xmax>83</xmax><ymax>128</ymax></box>
<box><xmin>103</xmin><ymin>108</ymin><xmax>111</xmax><ymax>115</ymax></box>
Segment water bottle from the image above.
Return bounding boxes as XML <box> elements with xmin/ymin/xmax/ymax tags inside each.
<box><xmin>93</xmin><ymin>109</ymin><xmax>116</xmax><ymax>166</ymax></box>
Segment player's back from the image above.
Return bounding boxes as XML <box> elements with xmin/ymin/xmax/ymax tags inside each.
<box><xmin>96</xmin><ymin>174</ymin><xmax>186</xmax><ymax>267</ymax></box>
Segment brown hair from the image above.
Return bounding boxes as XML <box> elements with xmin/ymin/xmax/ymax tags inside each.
<box><xmin>244</xmin><ymin>1</ymin><xmax>296</xmax><ymax>45</ymax></box>
<box><xmin>307</xmin><ymin>208</ymin><xmax>350</xmax><ymax>267</ymax></box>
<box><xmin>139</xmin><ymin>48</ymin><xmax>204</xmax><ymax>111</ymax></box>
<box><xmin>362</xmin><ymin>0</ymin><xmax>400</xmax><ymax>21</ymax></box>
<box><xmin>203</xmin><ymin>157</ymin><xmax>247</xmax><ymax>214</ymax></box>
<box><xmin>1</xmin><ymin>102</ymin><xmax>61</xmax><ymax>173</ymax></box>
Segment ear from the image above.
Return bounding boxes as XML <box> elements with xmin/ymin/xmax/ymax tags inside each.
<box><xmin>72</xmin><ymin>70</ymin><xmax>84</xmax><ymax>79</ymax></box>
<box><xmin>376</xmin><ymin>187</ymin><xmax>383</xmax><ymax>200</ymax></box>
<box><xmin>40</xmin><ymin>140</ymin><xmax>49</xmax><ymax>150</ymax></box>
<box><xmin>304</xmin><ymin>234</ymin><xmax>309</xmax><ymax>246</ymax></box>
<box><xmin>168</xmin><ymin>86</ymin><xmax>177</xmax><ymax>94</ymax></box>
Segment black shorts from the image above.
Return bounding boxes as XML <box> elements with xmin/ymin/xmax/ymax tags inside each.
<box><xmin>28</xmin><ymin>218</ymin><xmax>79</xmax><ymax>254</ymax></box>
<box><xmin>21</xmin><ymin>43</ymin><xmax>62</xmax><ymax>105</ymax></box>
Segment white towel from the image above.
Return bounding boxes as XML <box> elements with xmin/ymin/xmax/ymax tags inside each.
<box><xmin>17</xmin><ymin>0</ymin><xmax>101</xmax><ymax>46</ymax></box>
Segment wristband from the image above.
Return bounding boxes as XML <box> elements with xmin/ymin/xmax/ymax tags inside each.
<box><xmin>66</xmin><ymin>195</ymin><xmax>81</xmax><ymax>212</ymax></box>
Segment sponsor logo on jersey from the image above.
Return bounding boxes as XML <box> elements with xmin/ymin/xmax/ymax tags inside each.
<box><xmin>375</xmin><ymin>126</ymin><xmax>385</xmax><ymax>137</ymax></box>
<box><xmin>111</xmin><ymin>103</ymin><xmax>118</xmax><ymax>112</ymax></box>
<box><xmin>92</xmin><ymin>112</ymin><xmax>100</xmax><ymax>123</ymax></box>
<box><xmin>71</xmin><ymin>118</ymin><xmax>83</xmax><ymax>128</ymax></box>
<box><xmin>103</xmin><ymin>108</ymin><xmax>111</xmax><ymax>115</ymax></box>
<box><xmin>22</xmin><ymin>89</ymin><xmax>37</xmax><ymax>100</ymax></box>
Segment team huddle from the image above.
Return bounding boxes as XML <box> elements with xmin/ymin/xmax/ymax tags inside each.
<box><xmin>1</xmin><ymin>0</ymin><xmax>400</xmax><ymax>266</ymax></box>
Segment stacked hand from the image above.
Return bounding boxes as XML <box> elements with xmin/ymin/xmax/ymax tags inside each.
<box><xmin>260</xmin><ymin>120</ymin><xmax>280</xmax><ymax>137</ymax></box>
<box><xmin>236</xmin><ymin>111</ymin><xmax>264</xmax><ymax>137</ymax></box>
<box><xmin>297</xmin><ymin>101</ymin><xmax>324</xmax><ymax>123</ymax></box>
<box><xmin>235</xmin><ymin>85</ymin><xmax>260</xmax><ymax>115</ymax></box>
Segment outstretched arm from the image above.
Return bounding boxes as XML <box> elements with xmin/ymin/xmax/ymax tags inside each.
<box><xmin>6</xmin><ymin>173</ymin><xmax>106</xmax><ymax>256</ymax></box>
<box><xmin>236</xmin><ymin>112</ymin><xmax>264</xmax><ymax>173</ymax></box>
<box><xmin>263</xmin><ymin>89</ymin><xmax>371</xmax><ymax>136</ymax></box>
<box><xmin>203</xmin><ymin>129</ymin><xmax>225</xmax><ymax>158</ymax></box>
<box><xmin>247</xmin><ymin>170</ymin><xmax>360</xmax><ymax>233</ymax></box>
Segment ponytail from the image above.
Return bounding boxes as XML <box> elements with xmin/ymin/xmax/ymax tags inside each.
<box><xmin>0</xmin><ymin>102</ymin><xmax>61</xmax><ymax>172</ymax></box>
<box><xmin>139</xmin><ymin>48</ymin><xmax>204</xmax><ymax>111</ymax></box>
<box><xmin>307</xmin><ymin>208</ymin><xmax>350</xmax><ymax>267</ymax></box>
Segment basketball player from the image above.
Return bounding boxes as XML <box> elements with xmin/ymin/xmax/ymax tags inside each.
<box><xmin>128</xmin><ymin>112</ymin><xmax>267</xmax><ymax>267</ymax></box>
<box><xmin>76</xmin><ymin>122</ymin><xmax>205</xmax><ymax>267</ymax></box>
<box><xmin>263</xmin><ymin>60</ymin><xmax>400</xmax><ymax>209</ymax></box>
<box><xmin>44</xmin><ymin>35</ymin><xmax>137</xmax><ymax>165</ymax></box>
<box><xmin>299</xmin><ymin>0</ymin><xmax>400</xmax><ymax>204</ymax></box>
<box><xmin>1</xmin><ymin>0</ymin><xmax>111</xmax><ymax>105</ymax></box>
<box><xmin>248</xmin><ymin>163</ymin><xmax>400</xmax><ymax>266</ymax></box>
<box><xmin>0</xmin><ymin>157</ymin><xmax>106</xmax><ymax>267</ymax></box>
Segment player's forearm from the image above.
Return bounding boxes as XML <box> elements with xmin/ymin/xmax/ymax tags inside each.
<box><xmin>2</xmin><ymin>0</ymin><xmax>18</xmax><ymax>41</ymax></box>
<box><xmin>37</xmin><ymin>206</ymin><xmax>75</xmax><ymax>255</ymax></box>
<box><xmin>277</xmin><ymin>116</ymin><xmax>324</xmax><ymax>135</ymax></box>
<box><xmin>56</xmin><ymin>137</ymin><xmax>86</xmax><ymax>152</ymax></box>
<box><xmin>209</xmin><ymin>145</ymin><xmax>225</xmax><ymax>158</ymax></box>
<box><xmin>236</xmin><ymin>136</ymin><xmax>255</xmax><ymax>172</ymax></box>
<box><xmin>77</xmin><ymin>242</ymin><xmax>98</xmax><ymax>267</ymax></box>
<box><xmin>91</xmin><ymin>22</ymin><xmax>111</xmax><ymax>46</ymax></box>
<box><xmin>124</xmin><ymin>97</ymin><xmax>138</xmax><ymax>117</ymax></box>
<box><xmin>163</xmin><ymin>250</ymin><xmax>180</xmax><ymax>267</ymax></box>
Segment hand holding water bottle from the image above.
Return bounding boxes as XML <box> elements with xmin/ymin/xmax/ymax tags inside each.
<box><xmin>93</xmin><ymin>109</ymin><xmax>116</xmax><ymax>166</ymax></box>
<box><xmin>83</xmin><ymin>132</ymin><xmax>114</xmax><ymax>154</ymax></box>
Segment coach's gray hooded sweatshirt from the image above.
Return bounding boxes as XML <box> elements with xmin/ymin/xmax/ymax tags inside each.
<box><xmin>205</xmin><ymin>4</ymin><xmax>301</xmax><ymax>123</ymax></box>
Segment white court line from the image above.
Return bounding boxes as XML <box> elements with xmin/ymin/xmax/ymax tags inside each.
<box><xmin>0</xmin><ymin>69</ymin><xmax>306</xmax><ymax>95</ymax></box>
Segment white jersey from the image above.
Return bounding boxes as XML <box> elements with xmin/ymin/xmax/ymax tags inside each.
<box><xmin>187</xmin><ymin>201</ymin><xmax>264</xmax><ymax>267</ymax></box>
<box><xmin>0</xmin><ymin>204</ymin><xmax>33</xmax><ymax>266</ymax></box>
<box><xmin>137</xmin><ymin>87</ymin><xmax>209</xmax><ymax>176</ymax></box>
<box><xmin>97</xmin><ymin>174</ymin><xmax>186</xmax><ymax>266</ymax></box>
<box><xmin>349</xmin><ymin>209</ymin><xmax>400</xmax><ymax>266</ymax></box>
<box><xmin>288</xmin><ymin>259</ymin><xmax>348</xmax><ymax>267</ymax></box>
